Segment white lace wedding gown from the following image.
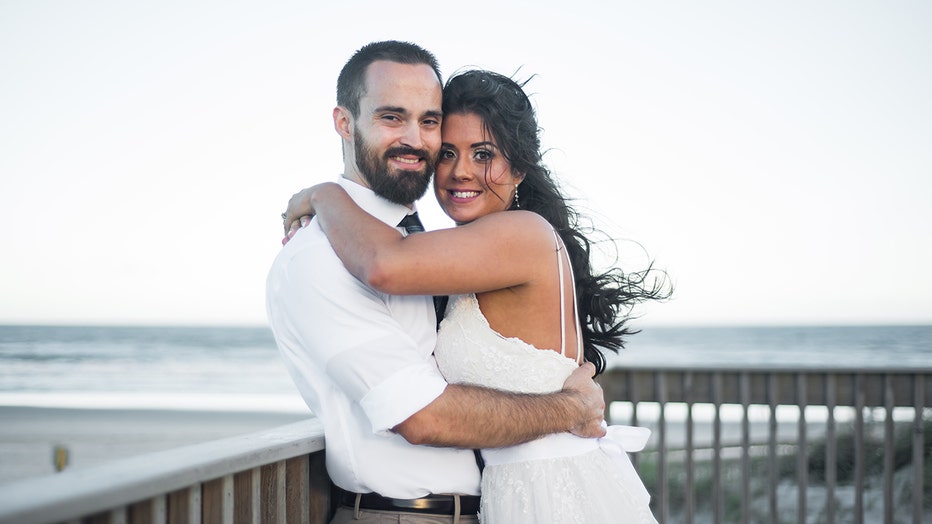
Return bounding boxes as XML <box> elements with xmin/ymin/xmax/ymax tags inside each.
<box><xmin>434</xmin><ymin>235</ymin><xmax>658</xmax><ymax>523</ymax></box>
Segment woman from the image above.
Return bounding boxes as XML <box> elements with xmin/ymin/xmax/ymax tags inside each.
<box><xmin>284</xmin><ymin>70</ymin><xmax>666</xmax><ymax>523</ymax></box>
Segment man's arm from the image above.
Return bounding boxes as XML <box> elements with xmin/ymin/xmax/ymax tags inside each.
<box><xmin>395</xmin><ymin>362</ymin><xmax>606</xmax><ymax>448</ymax></box>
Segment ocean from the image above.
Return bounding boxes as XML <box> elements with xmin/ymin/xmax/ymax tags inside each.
<box><xmin>0</xmin><ymin>324</ymin><xmax>930</xmax><ymax>412</ymax></box>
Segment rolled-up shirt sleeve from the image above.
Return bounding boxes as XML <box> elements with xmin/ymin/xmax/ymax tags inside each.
<box><xmin>357</xmin><ymin>360</ymin><xmax>448</xmax><ymax>434</ymax></box>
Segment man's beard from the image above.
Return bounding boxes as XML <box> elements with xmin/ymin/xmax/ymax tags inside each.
<box><xmin>354</xmin><ymin>128</ymin><xmax>434</xmax><ymax>205</ymax></box>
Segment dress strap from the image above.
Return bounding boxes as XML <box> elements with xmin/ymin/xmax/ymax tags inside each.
<box><xmin>553</xmin><ymin>229</ymin><xmax>584</xmax><ymax>364</ymax></box>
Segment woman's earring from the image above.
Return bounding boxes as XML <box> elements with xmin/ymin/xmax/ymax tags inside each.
<box><xmin>514</xmin><ymin>184</ymin><xmax>520</xmax><ymax>209</ymax></box>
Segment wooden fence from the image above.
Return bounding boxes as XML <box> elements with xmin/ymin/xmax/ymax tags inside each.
<box><xmin>1</xmin><ymin>367</ymin><xmax>929</xmax><ymax>523</ymax></box>
<box><xmin>601</xmin><ymin>366</ymin><xmax>931</xmax><ymax>524</ymax></box>
<box><xmin>0</xmin><ymin>419</ymin><xmax>331</xmax><ymax>524</ymax></box>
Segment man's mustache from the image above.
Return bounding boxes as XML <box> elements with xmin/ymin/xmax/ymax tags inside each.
<box><xmin>384</xmin><ymin>146</ymin><xmax>433</xmax><ymax>162</ymax></box>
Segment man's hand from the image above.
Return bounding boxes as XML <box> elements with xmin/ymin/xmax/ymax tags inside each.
<box><xmin>563</xmin><ymin>362</ymin><xmax>607</xmax><ymax>438</ymax></box>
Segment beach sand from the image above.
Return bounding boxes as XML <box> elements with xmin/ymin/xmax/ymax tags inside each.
<box><xmin>0</xmin><ymin>406</ymin><xmax>310</xmax><ymax>485</ymax></box>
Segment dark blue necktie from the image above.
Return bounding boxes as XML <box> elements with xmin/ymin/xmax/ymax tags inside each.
<box><xmin>397</xmin><ymin>212</ymin><xmax>425</xmax><ymax>234</ymax></box>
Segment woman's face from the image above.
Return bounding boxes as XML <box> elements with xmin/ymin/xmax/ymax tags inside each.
<box><xmin>433</xmin><ymin>112</ymin><xmax>523</xmax><ymax>225</ymax></box>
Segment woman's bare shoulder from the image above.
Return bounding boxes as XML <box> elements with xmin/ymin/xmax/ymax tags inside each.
<box><xmin>468</xmin><ymin>210</ymin><xmax>555</xmax><ymax>240</ymax></box>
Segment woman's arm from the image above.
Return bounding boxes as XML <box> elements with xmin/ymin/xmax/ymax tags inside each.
<box><xmin>283</xmin><ymin>183</ymin><xmax>554</xmax><ymax>296</ymax></box>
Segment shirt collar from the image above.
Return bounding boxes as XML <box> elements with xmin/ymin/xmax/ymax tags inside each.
<box><xmin>337</xmin><ymin>176</ymin><xmax>416</xmax><ymax>228</ymax></box>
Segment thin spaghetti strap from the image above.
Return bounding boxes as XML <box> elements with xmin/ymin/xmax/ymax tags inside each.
<box><xmin>553</xmin><ymin>229</ymin><xmax>584</xmax><ymax>364</ymax></box>
<box><xmin>555</xmin><ymin>230</ymin><xmax>568</xmax><ymax>358</ymax></box>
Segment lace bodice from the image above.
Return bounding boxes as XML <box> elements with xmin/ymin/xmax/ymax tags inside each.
<box><xmin>434</xmin><ymin>293</ymin><xmax>579</xmax><ymax>394</ymax></box>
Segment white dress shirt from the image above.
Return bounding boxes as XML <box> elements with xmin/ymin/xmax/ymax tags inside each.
<box><xmin>266</xmin><ymin>177</ymin><xmax>481</xmax><ymax>498</ymax></box>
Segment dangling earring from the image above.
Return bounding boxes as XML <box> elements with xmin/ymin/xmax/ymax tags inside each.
<box><xmin>513</xmin><ymin>183</ymin><xmax>520</xmax><ymax>209</ymax></box>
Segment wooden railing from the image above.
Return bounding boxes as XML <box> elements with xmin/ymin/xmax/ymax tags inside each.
<box><xmin>1</xmin><ymin>367</ymin><xmax>929</xmax><ymax>524</ymax></box>
<box><xmin>0</xmin><ymin>419</ymin><xmax>331</xmax><ymax>524</ymax></box>
<box><xmin>600</xmin><ymin>366</ymin><xmax>932</xmax><ymax>524</ymax></box>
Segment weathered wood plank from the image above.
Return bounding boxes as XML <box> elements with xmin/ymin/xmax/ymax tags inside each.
<box><xmin>285</xmin><ymin>455</ymin><xmax>309</xmax><ymax>524</ymax></box>
<box><xmin>307</xmin><ymin>452</ymin><xmax>331</xmax><ymax>524</ymax></box>
<box><xmin>201</xmin><ymin>478</ymin><xmax>223</xmax><ymax>524</ymax></box>
<box><xmin>232</xmin><ymin>469</ymin><xmax>255</xmax><ymax>524</ymax></box>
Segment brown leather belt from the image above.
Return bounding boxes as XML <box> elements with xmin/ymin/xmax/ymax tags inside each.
<box><xmin>340</xmin><ymin>490</ymin><xmax>480</xmax><ymax>515</ymax></box>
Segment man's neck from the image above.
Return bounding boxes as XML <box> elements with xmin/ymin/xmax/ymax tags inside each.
<box><xmin>341</xmin><ymin>165</ymin><xmax>368</xmax><ymax>189</ymax></box>
<box><xmin>341</xmin><ymin>166</ymin><xmax>415</xmax><ymax>210</ymax></box>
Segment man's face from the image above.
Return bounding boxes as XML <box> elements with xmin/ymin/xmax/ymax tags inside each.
<box><xmin>351</xmin><ymin>61</ymin><xmax>443</xmax><ymax>205</ymax></box>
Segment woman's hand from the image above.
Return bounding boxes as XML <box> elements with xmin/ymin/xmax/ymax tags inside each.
<box><xmin>281</xmin><ymin>183</ymin><xmax>340</xmax><ymax>245</ymax></box>
<box><xmin>281</xmin><ymin>216</ymin><xmax>311</xmax><ymax>245</ymax></box>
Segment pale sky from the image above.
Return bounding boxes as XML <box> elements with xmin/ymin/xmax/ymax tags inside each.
<box><xmin>1</xmin><ymin>1</ymin><xmax>930</xmax><ymax>327</ymax></box>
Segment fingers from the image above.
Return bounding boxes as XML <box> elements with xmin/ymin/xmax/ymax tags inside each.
<box><xmin>281</xmin><ymin>216</ymin><xmax>311</xmax><ymax>245</ymax></box>
<box><xmin>569</xmin><ymin>411</ymin><xmax>607</xmax><ymax>438</ymax></box>
<box><xmin>281</xmin><ymin>214</ymin><xmax>294</xmax><ymax>243</ymax></box>
<box><xmin>281</xmin><ymin>191</ymin><xmax>304</xmax><ymax>234</ymax></box>
<box><xmin>282</xmin><ymin>213</ymin><xmax>299</xmax><ymax>234</ymax></box>
<box><xmin>562</xmin><ymin>361</ymin><xmax>607</xmax><ymax>438</ymax></box>
<box><xmin>282</xmin><ymin>190</ymin><xmax>310</xmax><ymax>234</ymax></box>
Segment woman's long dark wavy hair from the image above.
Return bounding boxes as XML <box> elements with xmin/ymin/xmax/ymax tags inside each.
<box><xmin>442</xmin><ymin>70</ymin><xmax>671</xmax><ymax>375</ymax></box>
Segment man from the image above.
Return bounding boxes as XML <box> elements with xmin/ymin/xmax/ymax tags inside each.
<box><xmin>266</xmin><ymin>41</ymin><xmax>605</xmax><ymax>524</ymax></box>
